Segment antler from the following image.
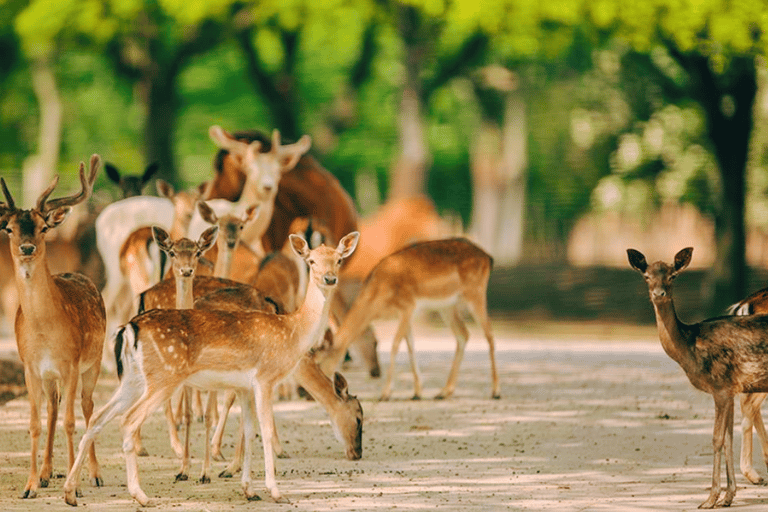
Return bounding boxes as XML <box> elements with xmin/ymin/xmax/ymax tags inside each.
<box><xmin>1</xmin><ymin>177</ymin><xmax>15</xmax><ymax>211</ymax></box>
<box><xmin>38</xmin><ymin>154</ymin><xmax>100</xmax><ymax>213</ymax></box>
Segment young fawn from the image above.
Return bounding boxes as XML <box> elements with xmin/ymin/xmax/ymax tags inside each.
<box><xmin>62</xmin><ymin>231</ymin><xmax>361</xmax><ymax>506</ymax></box>
<box><xmin>0</xmin><ymin>156</ymin><xmax>106</xmax><ymax>499</ymax></box>
<box><xmin>315</xmin><ymin>237</ymin><xmax>500</xmax><ymax>401</ymax></box>
<box><xmin>628</xmin><ymin>247</ymin><xmax>768</xmax><ymax>508</ymax></box>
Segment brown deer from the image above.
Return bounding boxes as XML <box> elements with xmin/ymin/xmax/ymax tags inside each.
<box><xmin>726</xmin><ymin>287</ymin><xmax>768</xmax><ymax>485</ymax></box>
<box><xmin>104</xmin><ymin>162</ymin><xmax>159</xmax><ymax>198</ymax></box>
<box><xmin>150</xmin><ymin>225</ymin><xmax>219</xmax><ymax>483</ymax></box>
<box><xmin>0</xmin><ymin>156</ymin><xmax>105</xmax><ymax>499</ymax></box>
<box><xmin>62</xmin><ymin>231</ymin><xmax>361</xmax><ymax>506</ymax></box>
<box><xmin>628</xmin><ymin>247</ymin><xmax>768</xmax><ymax>508</ymax></box>
<box><xmin>194</xmin><ymin>200</ymin><xmax>261</xmax><ymax>281</ymax></box>
<box><xmin>314</xmin><ymin>237</ymin><xmax>500</xmax><ymax>401</ymax></box>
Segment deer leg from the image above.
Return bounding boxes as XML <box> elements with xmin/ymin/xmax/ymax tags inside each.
<box><xmin>436</xmin><ymin>307</ymin><xmax>469</xmax><ymax>400</ymax></box>
<box><xmin>701</xmin><ymin>393</ymin><xmax>731</xmax><ymax>509</ymax></box>
<box><xmin>64</xmin><ymin>368</ymin><xmax>145</xmax><ymax>506</ymax></box>
<box><xmin>465</xmin><ymin>290</ymin><xmax>500</xmax><ymax>399</ymax></box>
<box><xmin>219</xmin><ymin>413</ymin><xmax>244</xmax><ymax>478</ymax></box>
<box><xmin>402</xmin><ymin>326</ymin><xmax>423</xmax><ymax>400</ymax></box>
<box><xmin>175</xmin><ymin>386</ymin><xmax>193</xmax><ymax>482</ymax></box>
<box><xmin>39</xmin><ymin>377</ymin><xmax>59</xmax><ymax>490</ymax></box>
<box><xmin>122</xmin><ymin>386</ymin><xmax>177</xmax><ymax>507</ymax></box>
<box><xmin>63</xmin><ymin>366</ymin><xmax>79</xmax><ymax>479</ymax></box>
<box><xmin>164</xmin><ymin>396</ymin><xmax>184</xmax><ymax>458</ymax></box>
<box><xmin>211</xmin><ymin>389</ymin><xmax>237</xmax><ymax>462</ymax></box>
<box><xmin>721</xmin><ymin>395</ymin><xmax>736</xmax><ymax>507</ymax></box>
<box><xmin>740</xmin><ymin>393</ymin><xmax>765</xmax><ymax>484</ymax></box>
<box><xmin>22</xmin><ymin>369</ymin><xmax>43</xmax><ymax>499</ymax></box>
<box><xmin>236</xmin><ymin>389</ymin><xmax>259</xmax><ymax>501</ymax></box>
<box><xmin>193</xmin><ymin>389</ymin><xmax>204</xmax><ymax>423</ymax></box>
<box><xmin>199</xmin><ymin>391</ymin><xmax>216</xmax><ymax>484</ymax></box>
<box><xmin>78</xmin><ymin>362</ymin><xmax>103</xmax><ymax>489</ymax></box>
<box><xmin>381</xmin><ymin>313</ymin><xmax>412</xmax><ymax>401</ymax></box>
<box><xmin>253</xmin><ymin>380</ymin><xmax>286</xmax><ymax>503</ymax></box>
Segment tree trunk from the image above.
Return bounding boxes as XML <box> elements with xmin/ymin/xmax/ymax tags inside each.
<box><xmin>695</xmin><ymin>57</ymin><xmax>756</xmax><ymax>314</ymax></box>
<box><xmin>23</xmin><ymin>59</ymin><xmax>61</xmax><ymax>205</ymax></box>
<box><xmin>389</xmin><ymin>5</ymin><xmax>430</xmax><ymax>200</ymax></box>
<box><xmin>144</xmin><ymin>72</ymin><xmax>179</xmax><ymax>186</ymax></box>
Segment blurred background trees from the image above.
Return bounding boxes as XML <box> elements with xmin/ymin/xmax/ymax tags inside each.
<box><xmin>1</xmin><ymin>0</ymin><xmax>767</xmax><ymax>314</ymax></box>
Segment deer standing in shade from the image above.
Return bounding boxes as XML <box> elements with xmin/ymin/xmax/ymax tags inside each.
<box><xmin>628</xmin><ymin>247</ymin><xmax>768</xmax><ymax>508</ymax></box>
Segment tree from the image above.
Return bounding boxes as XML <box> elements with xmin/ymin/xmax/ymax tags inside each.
<box><xmin>13</xmin><ymin>0</ymin><xmax>234</xmax><ymax>185</ymax></box>
<box><xmin>586</xmin><ymin>0</ymin><xmax>768</xmax><ymax>312</ymax></box>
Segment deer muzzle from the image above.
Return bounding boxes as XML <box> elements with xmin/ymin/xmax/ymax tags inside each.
<box><xmin>323</xmin><ymin>274</ymin><xmax>337</xmax><ymax>286</ymax></box>
<box><xmin>19</xmin><ymin>244</ymin><xmax>36</xmax><ymax>256</ymax></box>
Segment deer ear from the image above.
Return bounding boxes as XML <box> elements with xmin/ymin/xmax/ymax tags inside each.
<box><xmin>142</xmin><ymin>162</ymin><xmax>159</xmax><ymax>182</ymax></box>
<box><xmin>152</xmin><ymin>225</ymin><xmax>173</xmax><ymax>253</ymax></box>
<box><xmin>156</xmin><ymin>179</ymin><xmax>175</xmax><ymax>199</ymax></box>
<box><xmin>289</xmin><ymin>233</ymin><xmax>310</xmax><ymax>259</ymax></box>
<box><xmin>197</xmin><ymin>201</ymin><xmax>217</xmax><ymax>224</ymax></box>
<box><xmin>333</xmin><ymin>372</ymin><xmax>349</xmax><ymax>400</ymax></box>
<box><xmin>337</xmin><ymin>231</ymin><xmax>360</xmax><ymax>259</ymax></box>
<box><xmin>198</xmin><ymin>225</ymin><xmax>219</xmax><ymax>253</ymax></box>
<box><xmin>45</xmin><ymin>207</ymin><xmax>71</xmax><ymax>228</ymax></box>
<box><xmin>673</xmin><ymin>247</ymin><xmax>693</xmax><ymax>273</ymax></box>
<box><xmin>105</xmin><ymin>163</ymin><xmax>121</xmax><ymax>184</ymax></box>
<box><xmin>627</xmin><ymin>249</ymin><xmax>648</xmax><ymax>273</ymax></box>
<box><xmin>243</xmin><ymin>203</ymin><xmax>260</xmax><ymax>223</ymax></box>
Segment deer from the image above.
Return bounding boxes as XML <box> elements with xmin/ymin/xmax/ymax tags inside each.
<box><xmin>148</xmin><ymin>224</ymin><xmax>219</xmax><ymax>484</ymax></box>
<box><xmin>201</xmin><ymin>127</ymin><xmax>380</xmax><ymax>377</ymax></box>
<box><xmin>726</xmin><ymin>287</ymin><xmax>768</xmax><ymax>485</ymax></box>
<box><xmin>314</xmin><ymin>237</ymin><xmax>500</xmax><ymax>401</ymax></box>
<box><xmin>104</xmin><ymin>162</ymin><xmax>159</xmax><ymax>198</ymax></box>
<box><xmin>0</xmin><ymin>155</ymin><xmax>106</xmax><ymax>500</ymax></box>
<box><xmin>62</xmin><ymin>231</ymin><xmax>361</xmax><ymax>507</ymax></box>
<box><xmin>628</xmin><ymin>247</ymin><xmax>768</xmax><ymax>508</ymax></box>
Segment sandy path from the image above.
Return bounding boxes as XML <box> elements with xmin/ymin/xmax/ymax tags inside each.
<box><xmin>0</xmin><ymin>319</ymin><xmax>766</xmax><ymax>511</ymax></box>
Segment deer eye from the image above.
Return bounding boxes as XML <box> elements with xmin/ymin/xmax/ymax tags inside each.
<box><xmin>40</xmin><ymin>226</ymin><xmax>49</xmax><ymax>234</ymax></box>
<box><xmin>308</xmin><ymin>259</ymin><xmax>315</xmax><ymax>265</ymax></box>
<box><xmin>196</xmin><ymin>251</ymin><xmax>202</xmax><ymax>258</ymax></box>
<box><xmin>169</xmin><ymin>250</ymin><xmax>176</xmax><ymax>258</ymax></box>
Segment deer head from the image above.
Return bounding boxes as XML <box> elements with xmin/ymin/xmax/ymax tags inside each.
<box><xmin>105</xmin><ymin>162</ymin><xmax>159</xmax><ymax>198</ymax></box>
<box><xmin>152</xmin><ymin>225</ymin><xmax>219</xmax><ymax>279</ymax></box>
<box><xmin>627</xmin><ymin>247</ymin><xmax>693</xmax><ymax>302</ymax></box>
<box><xmin>0</xmin><ymin>155</ymin><xmax>99</xmax><ymax>270</ymax></box>
<box><xmin>197</xmin><ymin>200</ymin><xmax>260</xmax><ymax>251</ymax></box>
<box><xmin>208</xmin><ymin>125</ymin><xmax>311</xmax><ymax>201</ymax></box>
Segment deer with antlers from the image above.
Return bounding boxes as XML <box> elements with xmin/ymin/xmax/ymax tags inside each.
<box><xmin>62</xmin><ymin>231</ymin><xmax>361</xmax><ymax>506</ymax></box>
<box><xmin>628</xmin><ymin>247</ymin><xmax>768</xmax><ymax>508</ymax></box>
<box><xmin>0</xmin><ymin>156</ymin><xmax>106</xmax><ymax>500</ymax></box>
<box><xmin>314</xmin><ymin>237</ymin><xmax>500</xmax><ymax>401</ymax></box>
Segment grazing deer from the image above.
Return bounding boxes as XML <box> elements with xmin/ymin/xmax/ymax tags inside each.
<box><xmin>62</xmin><ymin>232</ymin><xmax>361</xmax><ymax>506</ymax></box>
<box><xmin>315</xmin><ymin>238</ymin><xmax>500</xmax><ymax>401</ymax></box>
<box><xmin>0</xmin><ymin>156</ymin><xmax>106</xmax><ymax>499</ymax></box>
<box><xmin>104</xmin><ymin>162</ymin><xmax>159</xmax><ymax>198</ymax></box>
<box><xmin>726</xmin><ymin>288</ymin><xmax>768</xmax><ymax>485</ymax></box>
<box><xmin>628</xmin><ymin>247</ymin><xmax>768</xmax><ymax>509</ymax></box>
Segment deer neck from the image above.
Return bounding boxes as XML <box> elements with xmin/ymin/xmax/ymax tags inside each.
<box><xmin>651</xmin><ymin>297</ymin><xmax>692</xmax><ymax>367</ymax></box>
<box><xmin>240</xmin><ymin>192</ymin><xmax>276</xmax><ymax>257</ymax></box>
<box><xmin>12</xmin><ymin>253</ymin><xmax>61</xmax><ymax>320</ymax></box>
<box><xmin>214</xmin><ymin>244</ymin><xmax>234</xmax><ymax>278</ymax></box>
<box><xmin>176</xmin><ymin>275</ymin><xmax>195</xmax><ymax>309</ymax></box>
<box><xmin>292</xmin><ymin>279</ymin><xmax>335</xmax><ymax>356</ymax></box>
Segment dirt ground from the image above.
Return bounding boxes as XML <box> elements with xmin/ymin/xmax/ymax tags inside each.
<box><xmin>1</xmin><ymin>318</ymin><xmax>768</xmax><ymax>511</ymax></box>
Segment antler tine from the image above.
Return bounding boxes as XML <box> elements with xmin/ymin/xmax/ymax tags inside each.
<box><xmin>1</xmin><ymin>177</ymin><xmax>15</xmax><ymax>210</ymax></box>
<box><xmin>41</xmin><ymin>155</ymin><xmax>100</xmax><ymax>212</ymax></box>
<box><xmin>35</xmin><ymin>175</ymin><xmax>61</xmax><ymax>212</ymax></box>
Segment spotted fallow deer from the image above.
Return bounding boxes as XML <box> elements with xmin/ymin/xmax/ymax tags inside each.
<box><xmin>150</xmin><ymin>225</ymin><xmax>219</xmax><ymax>484</ymax></box>
<box><xmin>726</xmin><ymin>287</ymin><xmax>768</xmax><ymax>485</ymax></box>
<box><xmin>0</xmin><ymin>156</ymin><xmax>106</xmax><ymax>500</ymax></box>
<box><xmin>62</xmin><ymin>232</ymin><xmax>361</xmax><ymax>507</ymax></box>
<box><xmin>628</xmin><ymin>247</ymin><xmax>768</xmax><ymax>509</ymax></box>
<box><xmin>315</xmin><ymin>237</ymin><xmax>500</xmax><ymax>401</ymax></box>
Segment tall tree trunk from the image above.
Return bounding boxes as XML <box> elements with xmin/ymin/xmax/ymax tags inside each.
<box><xmin>144</xmin><ymin>72</ymin><xmax>179</xmax><ymax>186</ymax></box>
<box><xmin>389</xmin><ymin>5</ymin><xmax>429</xmax><ymax>200</ymax></box>
<box><xmin>678</xmin><ymin>55</ymin><xmax>757</xmax><ymax>314</ymax></box>
<box><xmin>470</xmin><ymin>67</ymin><xmax>526</xmax><ymax>265</ymax></box>
<box><xmin>23</xmin><ymin>59</ymin><xmax>61</xmax><ymax>205</ymax></box>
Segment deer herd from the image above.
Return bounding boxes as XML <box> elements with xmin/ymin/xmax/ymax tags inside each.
<box><xmin>4</xmin><ymin>126</ymin><xmax>768</xmax><ymax>509</ymax></box>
